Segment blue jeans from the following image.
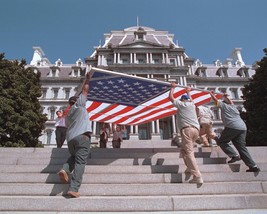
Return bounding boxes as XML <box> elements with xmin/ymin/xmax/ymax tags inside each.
<box><xmin>218</xmin><ymin>127</ymin><xmax>256</xmax><ymax>168</ymax></box>
<box><xmin>63</xmin><ymin>134</ymin><xmax>90</xmax><ymax>192</ymax></box>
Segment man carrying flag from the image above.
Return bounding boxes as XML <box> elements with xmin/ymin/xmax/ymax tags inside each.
<box><xmin>58</xmin><ymin>72</ymin><xmax>92</xmax><ymax>198</ymax></box>
<box><xmin>169</xmin><ymin>83</ymin><xmax>203</xmax><ymax>184</ymax></box>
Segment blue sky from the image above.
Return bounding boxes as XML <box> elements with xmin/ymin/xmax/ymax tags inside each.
<box><xmin>1</xmin><ymin>0</ymin><xmax>266</xmax><ymax>65</ymax></box>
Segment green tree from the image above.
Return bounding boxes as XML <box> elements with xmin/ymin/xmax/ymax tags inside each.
<box><xmin>242</xmin><ymin>48</ymin><xmax>267</xmax><ymax>146</ymax></box>
<box><xmin>0</xmin><ymin>53</ymin><xmax>47</xmax><ymax>147</ymax></box>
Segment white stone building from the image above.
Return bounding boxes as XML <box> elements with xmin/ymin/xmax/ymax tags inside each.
<box><xmin>28</xmin><ymin>26</ymin><xmax>256</xmax><ymax>145</ymax></box>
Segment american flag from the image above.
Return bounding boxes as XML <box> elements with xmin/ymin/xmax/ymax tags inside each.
<box><xmin>86</xmin><ymin>67</ymin><xmax>222</xmax><ymax>125</ymax></box>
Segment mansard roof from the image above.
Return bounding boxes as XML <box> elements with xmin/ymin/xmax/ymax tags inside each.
<box><xmin>103</xmin><ymin>25</ymin><xmax>177</xmax><ymax>48</ymax></box>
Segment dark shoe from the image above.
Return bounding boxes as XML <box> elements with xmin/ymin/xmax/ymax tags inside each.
<box><xmin>67</xmin><ymin>191</ymin><xmax>80</xmax><ymax>198</ymax></box>
<box><xmin>184</xmin><ymin>168</ymin><xmax>191</xmax><ymax>174</ymax></box>
<box><xmin>228</xmin><ymin>156</ymin><xmax>241</xmax><ymax>164</ymax></box>
<box><xmin>58</xmin><ymin>169</ymin><xmax>68</xmax><ymax>183</ymax></box>
<box><xmin>246</xmin><ymin>166</ymin><xmax>260</xmax><ymax>172</ymax></box>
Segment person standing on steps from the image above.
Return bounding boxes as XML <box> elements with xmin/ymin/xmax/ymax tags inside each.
<box><xmin>58</xmin><ymin>72</ymin><xmax>92</xmax><ymax>198</ymax></box>
<box><xmin>55</xmin><ymin>110</ymin><xmax>67</xmax><ymax>148</ymax></box>
<box><xmin>112</xmin><ymin>125</ymin><xmax>124</xmax><ymax>148</ymax></box>
<box><xmin>210</xmin><ymin>90</ymin><xmax>260</xmax><ymax>172</ymax></box>
<box><xmin>99</xmin><ymin>127</ymin><xmax>108</xmax><ymax>148</ymax></box>
<box><xmin>169</xmin><ymin>83</ymin><xmax>203</xmax><ymax>184</ymax></box>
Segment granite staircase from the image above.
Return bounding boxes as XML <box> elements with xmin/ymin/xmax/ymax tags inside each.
<box><xmin>0</xmin><ymin>141</ymin><xmax>267</xmax><ymax>213</ymax></box>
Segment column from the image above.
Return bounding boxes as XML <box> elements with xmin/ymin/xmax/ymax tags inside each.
<box><xmin>181</xmin><ymin>56</ymin><xmax>184</xmax><ymax>66</ymax></box>
<box><xmin>117</xmin><ymin>53</ymin><xmax>120</xmax><ymax>64</ymax></box>
<box><xmin>114</xmin><ymin>53</ymin><xmax>117</xmax><ymax>64</ymax></box>
<box><xmin>98</xmin><ymin>55</ymin><xmax>101</xmax><ymax>66</ymax></box>
<box><xmin>162</xmin><ymin>53</ymin><xmax>165</xmax><ymax>64</ymax></box>
<box><xmin>177</xmin><ymin>55</ymin><xmax>181</xmax><ymax>66</ymax></box>
<box><xmin>179</xmin><ymin>77</ymin><xmax>184</xmax><ymax>86</ymax></box>
<box><xmin>146</xmin><ymin>53</ymin><xmax>149</xmax><ymax>64</ymax></box>
<box><xmin>151</xmin><ymin>121</ymin><xmax>155</xmax><ymax>133</ymax></box>
<box><xmin>91</xmin><ymin>121</ymin><xmax>97</xmax><ymax>142</ymax></box>
<box><xmin>150</xmin><ymin>53</ymin><xmax>153</xmax><ymax>64</ymax></box>
<box><xmin>183</xmin><ymin>76</ymin><xmax>187</xmax><ymax>86</ymax></box>
<box><xmin>172</xmin><ymin>115</ymin><xmax>177</xmax><ymax>134</ymax></box>
<box><xmin>130</xmin><ymin>53</ymin><xmax>133</xmax><ymax>64</ymax></box>
<box><xmin>129</xmin><ymin>124</ymin><xmax>139</xmax><ymax>141</ymax></box>
<box><xmin>134</xmin><ymin>53</ymin><xmax>137</xmax><ymax>64</ymax></box>
<box><xmin>166</xmin><ymin>53</ymin><xmax>169</xmax><ymax>64</ymax></box>
<box><xmin>151</xmin><ymin>120</ymin><xmax>161</xmax><ymax>140</ymax></box>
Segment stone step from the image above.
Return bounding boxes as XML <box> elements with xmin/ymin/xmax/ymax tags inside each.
<box><xmin>0</xmin><ymin>163</ymin><xmax>266</xmax><ymax>174</ymax></box>
<box><xmin>1</xmin><ymin>147</ymin><xmax>265</xmax><ymax>162</ymax></box>
<box><xmin>1</xmin><ymin>147</ymin><xmax>266</xmax><ymax>212</ymax></box>
<box><xmin>0</xmin><ymin>182</ymin><xmax>266</xmax><ymax>196</ymax></box>
<box><xmin>0</xmin><ymin>156</ymin><xmax>229</xmax><ymax>165</ymax></box>
<box><xmin>0</xmin><ymin>194</ymin><xmax>266</xmax><ymax>212</ymax></box>
<box><xmin>0</xmin><ymin>172</ymin><xmax>266</xmax><ymax>184</ymax></box>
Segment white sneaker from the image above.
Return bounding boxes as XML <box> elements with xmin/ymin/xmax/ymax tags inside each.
<box><xmin>189</xmin><ymin>177</ymin><xmax>203</xmax><ymax>184</ymax></box>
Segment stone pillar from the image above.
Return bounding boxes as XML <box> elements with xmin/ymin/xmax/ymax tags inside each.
<box><xmin>98</xmin><ymin>55</ymin><xmax>101</xmax><ymax>66</ymax></box>
<box><xmin>129</xmin><ymin>125</ymin><xmax>139</xmax><ymax>141</ymax></box>
<box><xmin>177</xmin><ymin>55</ymin><xmax>181</xmax><ymax>66</ymax></box>
<box><xmin>146</xmin><ymin>53</ymin><xmax>149</xmax><ymax>64</ymax></box>
<box><xmin>91</xmin><ymin>121</ymin><xmax>97</xmax><ymax>142</ymax></box>
<box><xmin>151</xmin><ymin>120</ymin><xmax>161</xmax><ymax>140</ymax></box>
<box><xmin>162</xmin><ymin>53</ymin><xmax>165</xmax><ymax>64</ymax></box>
<box><xmin>117</xmin><ymin>53</ymin><xmax>120</xmax><ymax>64</ymax></box>
<box><xmin>150</xmin><ymin>53</ymin><xmax>153</xmax><ymax>64</ymax></box>
<box><xmin>130</xmin><ymin>53</ymin><xmax>133</xmax><ymax>63</ymax></box>
<box><xmin>114</xmin><ymin>53</ymin><xmax>117</xmax><ymax>64</ymax></box>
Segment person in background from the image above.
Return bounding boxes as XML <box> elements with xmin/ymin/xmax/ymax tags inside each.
<box><xmin>210</xmin><ymin>90</ymin><xmax>260</xmax><ymax>172</ymax></box>
<box><xmin>99</xmin><ymin>127</ymin><xmax>108</xmax><ymax>148</ymax></box>
<box><xmin>55</xmin><ymin>110</ymin><xmax>67</xmax><ymax>148</ymax></box>
<box><xmin>58</xmin><ymin>72</ymin><xmax>92</xmax><ymax>198</ymax></box>
<box><xmin>196</xmin><ymin>105</ymin><xmax>217</xmax><ymax>147</ymax></box>
<box><xmin>169</xmin><ymin>83</ymin><xmax>203</xmax><ymax>184</ymax></box>
<box><xmin>112</xmin><ymin>125</ymin><xmax>124</xmax><ymax>148</ymax></box>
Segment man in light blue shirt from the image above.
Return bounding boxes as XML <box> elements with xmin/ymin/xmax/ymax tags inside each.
<box><xmin>58</xmin><ymin>72</ymin><xmax>92</xmax><ymax>198</ymax></box>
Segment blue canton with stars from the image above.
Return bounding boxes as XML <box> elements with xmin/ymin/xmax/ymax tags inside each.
<box><xmin>88</xmin><ymin>69</ymin><xmax>169</xmax><ymax>107</ymax></box>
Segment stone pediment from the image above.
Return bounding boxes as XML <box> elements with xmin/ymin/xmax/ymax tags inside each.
<box><xmin>119</xmin><ymin>40</ymin><xmax>165</xmax><ymax>48</ymax></box>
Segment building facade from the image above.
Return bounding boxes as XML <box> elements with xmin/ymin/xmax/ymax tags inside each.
<box><xmin>29</xmin><ymin>26</ymin><xmax>256</xmax><ymax>145</ymax></box>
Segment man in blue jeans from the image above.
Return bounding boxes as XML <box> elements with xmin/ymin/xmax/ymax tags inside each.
<box><xmin>58</xmin><ymin>72</ymin><xmax>92</xmax><ymax>198</ymax></box>
<box><xmin>210</xmin><ymin>91</ymin><xmax>260</xmax><ymax>172</ymax></box>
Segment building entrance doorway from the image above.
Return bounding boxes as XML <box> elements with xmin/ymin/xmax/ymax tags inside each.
<box><xmin>138</xmin><ymin>123</ymin><xmax>151</xmax><ymax>140</ymax></box>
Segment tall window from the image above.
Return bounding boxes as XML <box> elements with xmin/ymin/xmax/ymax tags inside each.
<box><xmin>170</xmin><ymin>59</ymin><xmax>176</xmax><ymax>66</ymax></box>
<box><xmin>64</xmin><ymin>88</ymin><xmax>71</xmax><ymax>99</ymax></box>
<box><xmin>52</xmin><ymin>70</ymin><xmax>56</xmax><ymax>77</ymax></box>
<box><xmin>41</xmin><ymin>88</ymin><xmax>47</xmax><ymax>99</ymax></box>
<box><xmin>106</xmin><ymin>58</ymin><xmax>112</xmax><ymax>65</ymax></box>
<box><xmin>138</xmin><ymin>59</ymin><xmax>145</xmax><ymax>64</ymax></box>
<box><xmin>49</xmin><ymin>107</ymin><xmax>56</xmax><ymax>120</ymax></box>
<box><xmin>230</xmin><ymin>88</ymin><xmax>239</xmax><ymax>99</ymax></box>
<box><xmin>52</xmin><ymin>88</ymin><xmax>59</xmax><ymax>99</ymax></box>
<box><xmin>46</xmin><ymin>129</ymin><xmax>53</xmax><ymax>145</ymax></box>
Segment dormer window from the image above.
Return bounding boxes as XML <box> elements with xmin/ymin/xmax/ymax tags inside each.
<box><xmin>49</xmin><ymin>66</ymin><xmax>59</xmax><ymax>77</ymax></box>
<box><xmin>76</xmin><ymin>59</ymin><xmax>83</xmax><ymax>67</ymax></box>
<box><xmin>55</xmin><ymin>59</ymin><xmax>62</xmax><ymax>66</ymax></box>
<box><xmin>134</xmin><ymin>27</ymin><xmax>146</xmax><ymax>40</ymax></box>
<box><xmin>216</xmin><ymin>68</ymin><xmax>228</xmax><ymax>77</ymax></box>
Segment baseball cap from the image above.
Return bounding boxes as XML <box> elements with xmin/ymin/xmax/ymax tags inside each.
<box><xmin>181</xmin><ymin>95</ymin><xmax>190</xmax><ymax>100</ymax></box>
<box><xmin>69</xmin><ymin>96</ymin><xmax>77</xmax><ymax>104</ymax></box>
